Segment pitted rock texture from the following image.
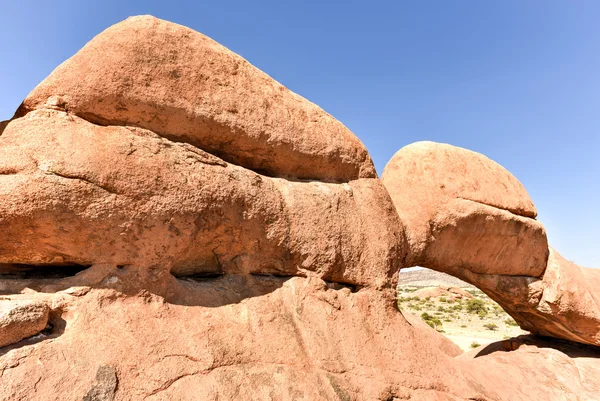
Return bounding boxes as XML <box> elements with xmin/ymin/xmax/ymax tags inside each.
<box><xmin>15</xmin><ymin>15</ymin><xmax>376</xmax><ymax>182</ymax></box>
<box><xmin>0</xmin><ymin>109</ymin><xmax>403</xmax><ymax>289</ymax></box>
<box><xmin>0</xmin><ymin>301</ymin><xmax>49</xmax><ymax>348</ymax></box>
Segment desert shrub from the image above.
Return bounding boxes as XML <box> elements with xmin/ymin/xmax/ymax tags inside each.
<box><xmin>470</xmin><ymin>341</ymin><xmax>480</xmax><ymax>348</ymax></box>
<box><xmin>466</xmin><ymin>299</ymin><xmax>487</xmax><ymax>314</ymax></box>
<box><xmin>444</xmin><ymin>318</ymin><xmax>452</xmax><ymax>322</ymax></box>
<box><xmin>425</xmin><ymin>297</ymin><xmax>431</xmax><ymax>301</ymax></box>
<box><xmin>437</xmin><ymin>306</ymin><xmax>446</xmax><ymax>312</ymax></box>
<box><xmin>452</xmin><ymin>304</ymin><xmax>463</xmax><ymax>311</ymax></box>
<box><xmin>483</xmin><ymin>323</ymin><xmax>498</xmax><ymax>331</ymax></box>
<box><xmin>504</xmin><ymin>318</ymin><xmax>518</xmax><ymax>327</ymax></box>
<box><xmin>412</xmin><ymin>296</ymin><xmax>420</xmax><ymax>301</ymax></box>
<box><xmin>421</xmin><ymin>312</ymin><xmax>442</xmax><ymax>329</ymax></box>
<box><xmin>434</xmin><ymin>311</ymin><xmax>443</xmax><ymax>316</ymax></box>
<box><xmin>413</xmin><ymin>305</ymin><xmax>422</xmax><ymax>311</ymax></box>
<box><xmin>478</xmin><ymin>310</ymin><xmax>487</xmax><ymax>319</ymax></box>
<box><xmin>460</xmin><ymin>325</ymin><xmax>467</xmax><ymax>328</ymax></box>
<box><xmin>439</xmin><ymin>297</ymin><xmax>448</xmax><ymax>303</ymax></box>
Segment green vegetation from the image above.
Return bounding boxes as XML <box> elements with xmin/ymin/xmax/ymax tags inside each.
<box><xmin>470</xmin><ymin>341</ymin><xmax>481</xmax><ymax>348</ymax></box>
<box><xmin>466</xmin><ymin>299</ymin><xmax>487</xmax><ymax>315</ymax></box>
<box><xmin>397</xmin><ymin>283</ymin><xmax>524</xmax><ymax>346</ymax></box>
<box><xmin>483</xmin><ymin>323</ymin><xmax>498</xmax><ymax>331</ymax></box>
<box><xmin>421</xmin><ymin>312</ymin><xmax>442</xmax><ymax>329</ymax></box>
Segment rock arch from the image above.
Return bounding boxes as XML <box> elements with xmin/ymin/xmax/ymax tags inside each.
<box><xmin>382</xmin><ymin>141</ymin><xmax>600</xmax><ymax>346</ymax></box>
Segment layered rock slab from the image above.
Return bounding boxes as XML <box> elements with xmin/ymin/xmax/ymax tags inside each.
<box><xmin>15</xmin><ymin>15</ymin><xmax>375</xmax><ymax>182</ymax></box>
<box><xmin>0</xmin><ymin>109</ymin><xmax>403</xmax><ymax>288</ymax></box>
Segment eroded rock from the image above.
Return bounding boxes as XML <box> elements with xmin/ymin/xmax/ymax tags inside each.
<box><xmin>0</xmin><ymin>109</ymin><xmax>403</xmax><ymax>289</ymax></box>
<box><xmin>1</xmin><ymin>14</ymin><xmax>599</xmax><ymax>401</ymax></box>
<box><xmin>382</xmin><ymin>141</ymin><xmax>548</xmax><ymax>277</ymax></box>
<box><xmin>383</xmin><ymin>141</ymin><xmax>600</xmax><ymax>346</ymax></box>
<box><xmin>0</xmin><ymin>301</ymin><xmax>49</xmax><ymax>347</ymax></box>
<box><xmin>15</xmin><ymin>16</ymin><xmax>375</xmax><ymax>182</ymax></box>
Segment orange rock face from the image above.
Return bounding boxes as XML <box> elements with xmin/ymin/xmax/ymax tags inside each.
<box><xmin>383</xmin><ymin>141</ymin><xmax>600</xmax><ymax>346</ymax></box>
<box><xmin>0</xmin><ymin>301</ymin><xmax>49</xmax><ymax>348</ymax></box>
<box><xmin>382</xmin><ymin>141</ymin><xmax>548</xmax><ymax>277</ymax></box>
<box><xmin>16</xmin><ymin>15</ymin><xmax>375</xmax><ymax>182</ymax></box>
<box><xmin>0</xmin><ymin>109</ymin><xmax>403</xmax><ymax>289</ymax></box>
<box><xmin>1</xmin><ymin>15</ymin><xmax>599</xmax><ymax>401</ymax></box>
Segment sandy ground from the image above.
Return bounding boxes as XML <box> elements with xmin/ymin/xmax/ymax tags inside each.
<box><xmin>398</xmin><ymin>285</ymin><xmax>528</xmax><ymax>352</ymax></box>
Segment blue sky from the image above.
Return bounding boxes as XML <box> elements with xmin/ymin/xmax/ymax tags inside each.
<box><xmin>1</xmin><ymin>1</ymin><xmax>598</xmax><ymax>267</ymax></box>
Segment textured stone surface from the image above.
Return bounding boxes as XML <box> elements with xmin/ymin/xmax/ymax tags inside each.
<box><xmin>382</xmin><ymin>141</ymin><xmax>548</xmax><ymax>277</ymax></box>
<box><xmin>0</xmin><ymin>301</ymin><xmax>49</xmax><ymax>347</ymax></box>
<box><xmin>0</xmin><ymin>109</ymin><xmax>403</xmax><ymax>289</ymax></box>
<box><xmin>15</xmin><ymin>15</ymin><xmax>375</xmax><ymax>182</ymax></box>
<box><xmin>83</xmin><ymin>366</ymin><xmax>118</xmax><ymax>401</ymax></box>
<box><xmin>457</xmin><ymin>334</ymin><xmax>600</xmax><ymax>401</ymax></box>
<box><xmin>460</xmin><ymin>249</ymin><xmax>600</xmax><ymax>346</ymax></box>
<box><xmin>1</xmin><ymin>277</ymin><xmax>599</xmax><ymax>401</ymax></box>
<box><xmin>1</xmin><ymin>14</ymin><xmax>599</xmax><ymax>401</ymax></box>
<box><xmin>383</xmin><ymin>141</ymin><xmax>600</xmax><ymax>346</ymax></box>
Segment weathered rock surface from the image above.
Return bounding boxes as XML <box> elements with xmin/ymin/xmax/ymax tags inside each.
<box><xmin>1</xmin><ymin>14</ymin><xmax>599</xmax><ymax>401</ymax></box>
<box><xmin>0</xmin><ymin>301</ymin><xmax>49</xmax><ymax>348</ymax></box>
<box><xmin>459</xmin><ymin>249</ymin><xmax>600</xmax><ymax>346</ymax></box>
<box><xmin>458</xmin><ymin>334</ymin><xmax>600</xmax><ymax>400</ymax></box>
<box><xmin>2</xmin><ymin>275</ymin><xmax>599</xmax><ymax>401</ymax></box>
<box><xmin>15</xmin><ymin>15</ymin><xmax>375</xmax><ymax>182</ymax></box>
<box><xmin>0</xmin><ymin>109</ymin><xmax>403</xmax><ymax>289</ymax></box>
<box><xmin>383</xmin><ymin>141</ymin><xmax>600</xmax><ymax>346</ymax></box>
<box><xmin>382</xmin><ymin>141</ymin><xmax>548</xmax><ymax>277</ymax></box>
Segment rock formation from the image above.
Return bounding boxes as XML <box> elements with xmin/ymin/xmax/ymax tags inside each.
<box><xmin>15</xmin><ymin>16</ymin><xmax>375</xmax><ymax>182</ymax></box>
<box><xmin>382</xmin><ymin>141</ymin><xmax>600</xmax><ymax>346</ymax></box>
<box><xmin>411</xmin><ymin>286</ymin><xmax>473</xmax><ymax>301</ymax></box>
<box><xmin>1</xmin><ymin>15</ymin><xmax>599</xmax><ymax>401</ymax></box>
<box><xmin>0</xmin><ymin>108</ymin><xmax>402</xmax><ymax>289</ymax></box>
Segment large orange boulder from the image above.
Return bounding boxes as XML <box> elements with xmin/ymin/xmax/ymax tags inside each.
<box><xmin>15</xmin><ymin>15</ymin><xmax>375</xmax><ymax>182</ymax></box>
<box><xmin>382</xmin><ymin>141</ymin><xmax>548</xmax><ymax>277</ymax></box>
<box><xmin>0</xmin><ymin>109</ymin><xmax>402</xmax><ymax>289</ymax></box>
<box><xmin>382</xmin><ymin>141</ymin><xmax>600</xmax><ymax>346</ymax></box>
<box><xmin>2</xmin><ymin>15</ymin><xmax>599</xmax><ymax>401</ymax></box>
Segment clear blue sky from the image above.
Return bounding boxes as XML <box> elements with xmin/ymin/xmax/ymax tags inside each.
<box><xmin>1</xmin><ymin>1</ymin><xmax>598</xmax><ymax>267</ymax></box>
